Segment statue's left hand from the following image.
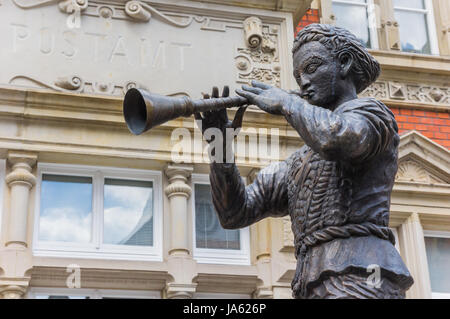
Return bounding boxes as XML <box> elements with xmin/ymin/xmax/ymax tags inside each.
<box><xmin>236</xmin><ymin>80</ymin><xmax>299</xmax><ymax>115</ymax></box>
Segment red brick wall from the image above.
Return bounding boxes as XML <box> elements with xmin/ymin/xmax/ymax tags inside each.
<box><xmin>296</xmin><ymin>9</ymin><xmax>320</xmax><ymax>35</ymax></box>
<box><xmin>390</xmin><ymin>108</ymin><xmax>450</xmax><ymax>149</ymax></box>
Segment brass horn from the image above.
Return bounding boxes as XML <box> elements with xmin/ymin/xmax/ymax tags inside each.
<box><xmin>123</xmin><ymin>88</ymin><xmax>248</xmax><ymax>135</ymax></box>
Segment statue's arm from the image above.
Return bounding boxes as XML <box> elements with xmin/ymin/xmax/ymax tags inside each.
<box><xmin>283</xmin><ymin>99</ymin><xmax>396</xmax><ymax>163</ymax></box>
<box><xmin>209</xmin><ymin>161</ymin><xmax>289</xmax><ymax>229</ymax></box>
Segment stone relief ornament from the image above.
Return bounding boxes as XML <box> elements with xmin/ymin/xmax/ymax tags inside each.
<box><xmin>360</xmin><ymin>81</ymin><xmax>450</xmax><ymax>106</ymax></box>
<box><xmin>235</xmin><ymin>20</ymin><xmax>280</xmax><ymax>87</ymax></box>
<box><xmin>396</xmin><ymin>160</ymin><xmax>445</xmax><ymax>184</ymax></box>
<box><xmin>234</xmin><ymin>44</ymin><xmax>281</xmax><ymax>87</ymax></box>
<box><xmin>8</xmin><ymin>75</ymin><xmax>150</xmax><ymax>96</ymax></box>
<box><xmin>124</xmin><ymin>1</ymin><xmax>193</xmax><ymax>27</ymax></box>
<box><xmin>11</xmin><ymin>0</ymin><xmax>238</xmax><ymax>31</ymax></box>
<box><xmin>243</xmin><ymin>16</ymin><xmax>263</xmax><ymax>49</ymax></box>
<box><xmin>13</xmin><ymin>0</ymin><xmax>88</xmax><ymax>28</ymax></box>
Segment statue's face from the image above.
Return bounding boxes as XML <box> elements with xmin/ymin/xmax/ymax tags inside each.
<box><xmin>293</xmin><ymin>41</ymin><xmax>342</xmax><ymax>109</ymax></box>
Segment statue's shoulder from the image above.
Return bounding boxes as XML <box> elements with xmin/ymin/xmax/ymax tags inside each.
<box><xmin>336</xmin><ymin>97</ymin><xmax>397</xmax><ymax>129</ymax></box>
<box><xmin>336</xmin><ymin>97</ymin><xmax>389</xmax><ymax>113</ymax></box>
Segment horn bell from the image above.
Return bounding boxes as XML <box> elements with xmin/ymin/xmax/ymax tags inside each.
<box><xmin>123</xmin><ymin>88</ymin><xmax>192</xmax><ymax>135</ymax></box>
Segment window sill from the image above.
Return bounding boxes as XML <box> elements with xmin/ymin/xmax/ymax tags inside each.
<box><xmin>369</xmin><ymin>50</ymin><xmax>450</xmax><ymax>75</ymax></box>
<box><xmin>193</xmin><ymin>248</ymin><xmax>251</xmax><ymax>265</ymax></box>
<box><xmin>33</xmin><ymin>246</ymin><xmax>163</xmax><ymax>262</ymax></box>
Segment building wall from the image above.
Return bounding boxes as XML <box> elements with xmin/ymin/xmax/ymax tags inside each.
<box><xmin>0</xmin><ymin>0</ymin><xmax>448</xmax><ymax>299</ymax></box>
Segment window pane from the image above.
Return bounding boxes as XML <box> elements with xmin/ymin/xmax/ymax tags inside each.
<box><xmin>425</xmin><ymin>237</ymin><xmax>450</xmax><ymax>293</ymax></box>
<box><xmin>394</xmin><ymin>0</ymin><xmax>424</xmax><ymax>9</ymax></box>
<box><xmin>394</xmin><ymin>10</ymin><xmax>430</xmax><ymax>54</ymax></box>
<box><xmin>195</xmin><ymin>184</ymin><xmax>240</xmax><ymax>250</ymax></box>
<box><xmin>332</xmin><ymin>2</ymin><xmax>371</xmax><ymax>48</ymax></box>
<box><xmin>39</xmin><ymin>174</ymin><xmax>92</xmax><ymax>243</ymax></box>
<box><xmin>103</xmin><ymin>178</ymin><xmax>153</xmax><ymax>246</ymax></box>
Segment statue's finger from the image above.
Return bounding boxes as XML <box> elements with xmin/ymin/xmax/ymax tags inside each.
<box><xmin>222</xmin><ymin>86</ymin><xmax>230</xmax><ymax>98</ymax></box>
<box><xmin>251</xmin><ymin>80</ymin><xmax>271</xmax><ymax>90</ymax></box>
<box><xmin>235</xmin><ymin>89</ymin><xmax>256</xmax><ymax>103</ymax></box>
<box><xmin>242</xmin><ymin>84</ymin><xmax>263</xmax><ymax>94</ymax></box>
<box><xmin>212</xmin><ymin>86</ymin><xmax>219</xmax><ymax>99</ymax></box>
<box><xmin>231</xmin><ymin>106</ymin><xmax>247</xmax><ymax>129</ymax></box>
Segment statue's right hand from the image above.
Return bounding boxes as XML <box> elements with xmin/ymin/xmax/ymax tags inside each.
<box><xmin>194</xmin><ymin>86</ymin><xmax>247</xmax><ymax>144</ymax></box>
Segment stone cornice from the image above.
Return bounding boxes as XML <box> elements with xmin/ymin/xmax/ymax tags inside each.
<box><xmin>371</xmin><ymin>50</ymin><xmax>450</xmax><ymax>76</ymax></box>
<box><xmin>30</xmin><ymin>266</ymin><xmax>170</xmax><ymax>290</ymax></box>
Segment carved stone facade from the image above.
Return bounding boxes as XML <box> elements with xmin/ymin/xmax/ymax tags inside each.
<box><xmin>0</xmin><ymin>0</ymin><xmax>448</xmax><ymax>299</ymax></box>
<box><xmin>360</xmin><ymin>80</ymin><xmax>450</xmax><ymax>108</ymax></box>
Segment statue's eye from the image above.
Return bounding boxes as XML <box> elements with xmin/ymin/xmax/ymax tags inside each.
<box><xmin>305</xmin><ymin>63</ymin><xmax>319</xmax><ymax>74</ymax></box>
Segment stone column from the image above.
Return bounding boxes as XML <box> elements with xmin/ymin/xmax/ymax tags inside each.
<box><xmin>0</xmin><ymin>151</ymin><xmax>37</xmax><ymax>299</ymax></box>
<box><xmin>165</xmin><ymin>164</ymin><xmax>193</xmax><ymax>256</ymax></box>
<box><xmin>5</xmin><ymin>151</ymin><xmax>37</xmax><ymax>248</ymax></box>
<box><xmin>398</xmin><ymin>212</ymin><xmax>432</xmax><ymax>299</ymax></box>
<box><xmin>164</xmin><ymin>164</ymin><xmax>197</xmax><ymax>299</ymax></box>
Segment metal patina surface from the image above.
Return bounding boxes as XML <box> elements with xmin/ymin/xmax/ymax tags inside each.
<box><xmin>200</xmin><ymin>24</ymin><xmax>414</xmax><ymax>299</ymax></box>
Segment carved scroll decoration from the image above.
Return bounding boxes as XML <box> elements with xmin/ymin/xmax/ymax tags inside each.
<box><xmin>8</xmin><ymin>75</ymin><xmax>152</xmax><ymax>96</ymax></box>
<box><xmin>124</xmin><ymin>0</ymin><xmax>193</xmax><ymax>27</ymax></box>
<box><xmin>12</xmin><ymin>0</ymin><xmax>56</xmax><ymax>8</ymax></box>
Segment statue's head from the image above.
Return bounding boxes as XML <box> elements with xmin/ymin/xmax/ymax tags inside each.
<box><xmin>292</xmin><ymin>23</ymin><xmax>380</xmax><ymax>109</ymax></box>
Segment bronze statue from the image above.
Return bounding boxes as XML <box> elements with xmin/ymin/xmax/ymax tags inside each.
<box><xmin>123</xmin><ymin>23</ymin><xmax>414</xmax><ymax>299</ymax></box>
<box><xmin>194</xmin><ymin>24</ymin><xmax>414</xmax><ymax>299</ymax></box>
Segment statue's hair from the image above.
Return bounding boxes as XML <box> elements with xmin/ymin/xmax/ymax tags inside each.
<box><xmin>293</xmin><ymin>24</ymin><xmax>380</xmax><ymax>94</ymax></box>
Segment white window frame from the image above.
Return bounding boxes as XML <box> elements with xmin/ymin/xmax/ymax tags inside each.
<box><xmin>393</xmin><ymin>0</ymin><xmax>439</xmax><ymax>55</ymax></box>
<box><xmin>33</xmin><ymin>163</ymin><xmax>163</xmax><ymax>261</ymax></box>
<box><xmin>27</xmin><ymin>287</ymin><xmax>161</xmax><ymax>299</ymax></box>
<box><xmin>332</xmin><ymin>0</ymin><xmax>379</xmax><ymax>50</ymax></box>
<box><xmin>0</xmin><ymin>159</ymin><xmax>5</xmax><ymax>240</ymax></box>
<box><xmin>423</xmin><ymin>230</ymin><xmax>450</xmax><ymax>299</ymax></box>
<box><xmin>191</xmin><ymin>174</ymin><xmax>250</xmax><ymax>265</ymax></box>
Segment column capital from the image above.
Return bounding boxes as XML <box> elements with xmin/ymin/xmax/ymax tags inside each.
<box><xmin>164</xmin><ymin>163</ymin><xmax>193</xmax><ymax>199</ymax></box>
<box><xmin>6</xmin><ymin>151</ymin><xmax>38</xmax><ymax>188</ymax></box>
<box><xmin>7</xmin><ymin>151</ymin><xmax>38</xmax><ymax>168</ymax></box>
<box><xmin>0</xmin><ymin>285</ymin><xmax>28</xmax><ymax>299</ymax></box>
<box><xmin>164</xmin><ymin>163</ymin><xmax>194</xmax><ymax>180</ymax></box>
<box><xmin>165</xmin><ymin>282</ymin><xmax>197</xmax><ymax>299</ymax></box>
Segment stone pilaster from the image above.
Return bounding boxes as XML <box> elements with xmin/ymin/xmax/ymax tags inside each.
<box><xmin>435</xmin><ymin>0</ymin><xmax>450</xmax><ymax>55</ymax></box>
<box><xmin>5</xmin><ymin>151</ymin><xmax>37</xmax><ymax>248</ymax></box>
<box><xmin>164</xmin><ymin>163</ymin><xmax>197</xmax><ymax>299</ymax></box>
<box><xmin>376</xmin><ymin>0</ymin><xmax>401</xmax><ymax>51</ymax></box>
<box><xmin>398</xmin><ymin>212</ymin><xmax>432</xmax><ymax>299</ymax></box>
<box><xmin>0</xmin><ymin>151</ymin><xmax>37</xmax><ymax>299</ymax></box>
<box><xmin>319</xmin><ymin>0</ymin><xmax>335</xmax><ymax>25</ymax></box>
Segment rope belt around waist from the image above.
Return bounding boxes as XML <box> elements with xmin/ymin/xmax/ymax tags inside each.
<box><xmin>295</xmin><ymin>222</ymin><xmax>395</xmax><ymax>258</ymax></box>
